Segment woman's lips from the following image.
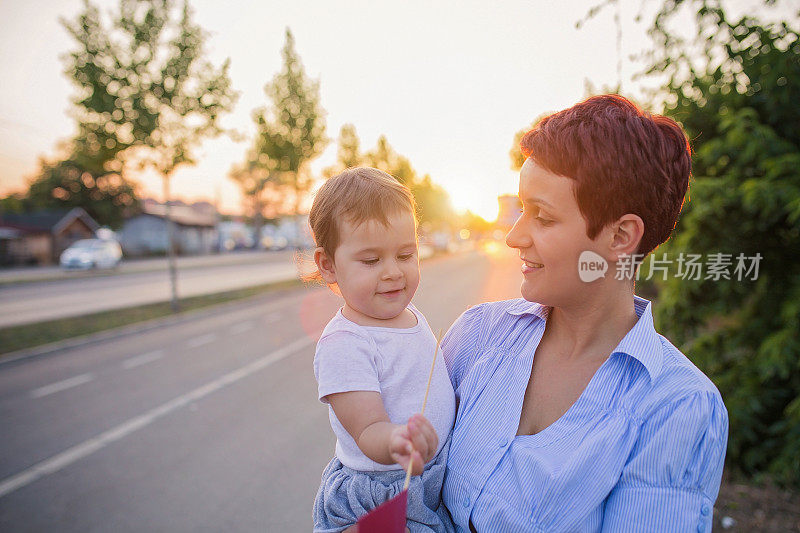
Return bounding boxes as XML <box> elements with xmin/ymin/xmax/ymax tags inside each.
<box><xmin>521</xmin><ymin>260</ymin><xmax>544</xmax><ymax>274</ymax></box>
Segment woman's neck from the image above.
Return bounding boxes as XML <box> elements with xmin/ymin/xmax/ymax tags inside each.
<box><xmin>545</xmin><ymin>286</ymin><xmax>639</xmax><ymax>361</ymax></box>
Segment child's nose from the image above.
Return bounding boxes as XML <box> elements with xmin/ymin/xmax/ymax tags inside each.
<box><xmin>381</xmin><ymin>260</ymin><xmax>403</xmax><ymax>280</ymax></box>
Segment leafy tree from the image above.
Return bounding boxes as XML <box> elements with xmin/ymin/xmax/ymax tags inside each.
<box><xmin>336</xmin><ymin>123</ymin><xmax>362</xmax><ymax>169</ymax></box>
<box><xmin>652</xmin><ymin>2</ymin><xmax>800</xmax><ymax>486</ymax></box>
<box><xmin>362</xmin><ymin>135</ymin><xmax>454</xmax><ymax>226</ymax></box>
<box><xmin>509</xmin><ymin>114</ymin><xmax>551</xmax><ymax>172</ymax></box>
<box><xmin>411</xmin><ymin>175</ymin><xmax>453</xmax><ymax>229</ymax></box>
<box><xmin>363</xmin><ymin>135</ymin><xmax>416</xmax><ymax>185</ymax></box>
<box><xmin>22</xmin><ymin>126</ymin><xmax>141</xmax><ymax>229</ymax></box>
<box><xmin>246</xmin><ymin>28</ymin><xmax>327</xmax><ymax>244</ymax></box>
<box><xmin>458</xmin><ymin>210</ymin><xmax>494</xmax><ymax>237</ymax></box>
<box><xmin>0</xmin><ymin>192</ymin><xmax>32</xmax><ymax>215</ymax></box>
<box><xmin>62</xmin><ymin>0</ymin><xmax>236</xmax><ymax>176</ymax></box>
<box><xmin>320</xmin><ymin>127</ymin><xmax>457</xmax><ymax>229</ymax></box>
<box><xmin>391</xmin><ymin>156</ymin><xmax>417</xmax><ymax>187</ymax></box>
<box><xmin>509</xmin><ymin>127</ymin><xmax>528</xmax><ymax>173</ymax></box>
<box><xmin>578</xmin><ymin>0</ymin><xmax>800</xmax><ymax>485</ymax></box>
<box><xmin>62</xmin><ymin>0</ymin><xmax>236</xmax><ymax>309</ymax></box>
<box><xmin>27</xmin><ymin>157</ymin><xmax>140</xmax><ymax>228</ymax></box>
<box><xmin>321</xmin><ymin>123</ymin><xmax>363</xmax><ymax>179</ymax></box>
<box><xmin>364</xmin><ymin>135</ymin><xmax>394</xmax><ymax>173</ymax></box>
<box><xmin>229</xmin><ymin>158</ymin><xmax>291</xmax><ymax>238</ymax></box>
<box><xmin>361</xmin><ymin>135</ymin><xmax>408</xmax><ymax>184</ymax></box>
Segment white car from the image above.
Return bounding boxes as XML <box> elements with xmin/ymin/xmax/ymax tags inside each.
<box><xmin>60</xmin><ymin>239</ymin><xmax>123</xmax><ymax>270</ymax></box>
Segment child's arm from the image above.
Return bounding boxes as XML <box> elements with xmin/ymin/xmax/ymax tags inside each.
<box><xmin>327</xmin><ymin>391</ymin><xmax>438</xmax><ymax>475</ymax></box>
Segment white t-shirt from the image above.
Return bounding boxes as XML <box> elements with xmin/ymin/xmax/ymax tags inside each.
<box><xmin>314</xmin><ymin>304</ymin><xmax>456</xmax><ymax>472</ymax></box>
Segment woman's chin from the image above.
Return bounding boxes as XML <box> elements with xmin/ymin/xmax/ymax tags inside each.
<box><xmin>519</xmin><ymin>281</ymin><xmax>544</xmax><ymax>303</ymax></box>
<box><xmin>520</xmin><ymin>279</ymin><xmax>563</xmax><ymax>307</ymax></box>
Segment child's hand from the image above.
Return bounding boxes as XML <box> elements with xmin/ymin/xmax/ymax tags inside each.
<box><xmin>389</xmin><ymin>413</ymin><xmax>438</xmax><ymax>476</ymax></box>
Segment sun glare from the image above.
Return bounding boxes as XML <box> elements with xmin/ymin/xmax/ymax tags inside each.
<box><xmin>481</xmin><ymin>240</ymin><xmax>507</xmax><ymax>257</ymax></box>
<box><xmin>469</xmin><ymin>200</ymin><xmax>500</xmax><ymax>223</ymax></box>
<box><xmin>447</xmin><ymin>190</ymin><xmax>501</xmax><ymax>223</ymax></box>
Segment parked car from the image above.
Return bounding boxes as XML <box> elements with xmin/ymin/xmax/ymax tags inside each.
<box><xmin>59</xmin><ymin>239</ymin><xmax>123</xmax><ymax>270</ymax></box>
<box><xmin>260</xmin><ymin>234</ymin><xmax>289</xmax><ymax>251</ymax></box>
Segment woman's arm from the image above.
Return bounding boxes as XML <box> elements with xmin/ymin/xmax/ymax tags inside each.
<box><xmin>327</xmin><ymin>391</ymin><xmax>438</xmax><ymax>475</ymax></box>
<box><xmin>601</xmin><ymin>391</ymin><xmax>728</xmax><ymax>532</ymax></box>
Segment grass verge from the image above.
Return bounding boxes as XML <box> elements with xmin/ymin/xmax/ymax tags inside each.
<box><xmin>0</xmin><ymin>278</ymin><xmax>303</xmax><ymax>357</ymax></box>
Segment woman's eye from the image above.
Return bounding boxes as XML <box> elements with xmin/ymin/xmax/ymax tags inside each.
<box><xmin>535</xmin><ymin>216</ymin><xmax>553</xmax><ymax>225</ymax></box>
<box><xmin>398</xmin><ymin>253</ymin><xmax>414</xmax><ymax>261</ymax></box>
<box><xmin>361</xmin><ymin>258</ymin><xmax>379</xmax><ymax>265</ymax></box>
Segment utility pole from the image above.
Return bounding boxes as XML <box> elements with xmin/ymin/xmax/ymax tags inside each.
<box><xmin>163</xmin><ymin>175</ymin><xmax>179</xmax><ymax>313</ymax></box>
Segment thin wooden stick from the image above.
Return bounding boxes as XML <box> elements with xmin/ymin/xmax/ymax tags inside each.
<box><xmin>403</xmin><ymin>328</ymin><xmax>444</xmax><ymax>491</ymax></box>
<box><xmin>402</xmin><ymin>447</ymin><xmax>415</xmax><ymax>490</ymax></box>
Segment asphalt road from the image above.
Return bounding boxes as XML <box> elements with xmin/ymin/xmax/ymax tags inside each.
<box><xmin>0</xmin><ymin>245</ymin><xmax>523</xmax><ymax>532</ymax></box>
<box><xmin>0</xmin><ymin>251</ymin><xmax>300</xmax><ymax>328</ymax></box>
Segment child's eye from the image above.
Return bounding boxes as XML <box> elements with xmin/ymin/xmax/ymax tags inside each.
<box><xmin>398</xmin><ymin>253</ymin><xmax>414</xmax><ymax>261</ymax></box>
<box><xmin>535</xmin><ymin>216</ymin><xmax>553</xmax><ymax>226</ymax></box>
<box><xmin>361</xmin><ymin>258</ymin><xmax>379</xmax><ymax>265</ymax></box>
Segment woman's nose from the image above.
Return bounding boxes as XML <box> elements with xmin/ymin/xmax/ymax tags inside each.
<box><xmin>505</xmin><ymin>218</ymin><xmax>531</xmax><ymax>249</ymax></box>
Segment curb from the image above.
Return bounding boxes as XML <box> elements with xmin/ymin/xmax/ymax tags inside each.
<box><xmin>0</xmin><ymin>283</ymin><xmax>305</xmax><ymax>368</ymax></box>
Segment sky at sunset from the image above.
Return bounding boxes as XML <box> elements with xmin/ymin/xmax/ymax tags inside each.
<box><xmin>0</xmin><ymin>0</ymin><xmax>778</xmax><ymax>221</ymax></box>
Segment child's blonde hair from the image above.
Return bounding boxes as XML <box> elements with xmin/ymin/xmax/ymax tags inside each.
<box><xmin>305</xmin><ymin>167</ymin><xmax>417</xmax><ymax>283</ymax></box>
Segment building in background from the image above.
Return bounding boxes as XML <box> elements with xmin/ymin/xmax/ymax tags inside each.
<box><xmin>259</xmin><ymin>214</ymin><xmax>313</xmax><ymax>250</ymax></box>
<box><xmin>118</xmin><ymin>199</ymin><xmax>218</xmax><ymax>257</ymax></box>
<box><xmin>496</xmin><ymin>194</ymin><xmax>522</xmax><ymax>231</ymax></box>
<box><xmin>0</xmin><ymin>208</ymin><xmax>99</xmax><ymax>266</ymax></box>
<box><xmin>217</xmin><ymin>219</ymin><xmax>255</xmax><ymax>251</ymax></box>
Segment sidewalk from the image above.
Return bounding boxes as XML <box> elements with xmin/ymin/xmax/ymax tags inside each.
<box><xmin>0</xmin><ymin>249</ymin><xmax>298</xmax><ymax>285</ymax></box>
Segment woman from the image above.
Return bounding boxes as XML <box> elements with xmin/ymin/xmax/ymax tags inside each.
<box><xmin>427</xmin><ymin>95</ymin><xmax>728</xmax><ymax>532</ymax></box>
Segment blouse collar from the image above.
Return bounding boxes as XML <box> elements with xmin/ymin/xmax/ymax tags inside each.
<box><xmin>505</xmin><ymin>295</ymin><xmax>664</xmax><ymax>381</ymax></box>
<box><xmin>611</xmin><ymin>296</ymin><xmax>664</xmax><ymax>382</ymax></box>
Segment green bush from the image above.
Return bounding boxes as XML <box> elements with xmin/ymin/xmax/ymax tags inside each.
<box><xmin>649</xmin><ymin>4</ymin><xmax>800</xmax><ymax>486</ymax></box>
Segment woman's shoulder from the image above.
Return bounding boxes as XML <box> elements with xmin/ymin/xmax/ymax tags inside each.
<box><xmin>611</xmin><ymin>342</ymin><xmax>729</xmax><ymax>513</ymax></box>
<box><xmin>442</xmin><ymin>299</ymin><xmax>545</xmax><ymax>392</ymax></box>
<box><xmin>478</xmin><ymin>297</ymin><xmax>545</xmax><ymax>316</ymax></box>
<box><xmin>631</xmin><ymin>335</ymin><xmax>727</xmax><ymax>422</ymax></box>
<box><xmin>449</xmin><ymin>298</ymin><xmax>544</xmax><ymax>334</ymax></box>
<box><xmin>656</xmin><ymin>336</ymin><xmax>722</xmax><ymax>397</ymax></box>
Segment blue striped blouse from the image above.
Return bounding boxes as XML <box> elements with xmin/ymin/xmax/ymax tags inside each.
<box><xmin>441</xmin><ymin>296</ymin><xmax>728</xmax><ymax>533</ymax></box>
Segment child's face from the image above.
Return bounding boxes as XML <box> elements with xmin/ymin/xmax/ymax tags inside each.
<box><xmin>324</xmin><ymin>209</ymin><xmax>420</xmax><ymax>324</ymax></box>
<box><xmin>506</xmin><ymin>158</ymin><xmax>609</xmax><ymax>308</ymax></box>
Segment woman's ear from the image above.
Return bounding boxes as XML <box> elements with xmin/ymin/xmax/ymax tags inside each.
<box><xmin>314</xmin><ymin>247</ymin><xmax>337</xmax><ymax>284</ymax></box>
<box><xmin>608</xmin><ymin>214</ymin><xmax>645</xmax><ymax>260</ymax></box>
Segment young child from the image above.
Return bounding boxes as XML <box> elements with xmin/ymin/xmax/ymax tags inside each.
<box><xmin>308</xmin><ymin>167</ymin><xmax>455</xmax><ymax>532</ymax></box>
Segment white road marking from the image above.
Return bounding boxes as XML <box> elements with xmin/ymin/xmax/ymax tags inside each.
<box><xmin>186</xmin><ymin>333</ymin><xmax>217</xmax><ymax>348</ymax></box>
<box><xmin>0</xmin><ymin>335</ymin><xmax>316</xmax><ymax>499</ymax></box>
<box><xmin>30</xmin><ymin>374</ymin><xmax>93</xmax><ymax>399</ymax></box>
<box><xmin>229</xmin><ymin>322</ymin><xmax>254</xmax><ymax>335</ymax></box>
<box><xmin>121</xmin><ymin>350</ymin><xmax>165</xmax><ymax>370</ymax></box>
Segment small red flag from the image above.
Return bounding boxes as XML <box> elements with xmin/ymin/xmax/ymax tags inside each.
<box><xmin>356</xmin><ymin>489</ymin><xmax>408</xmax><ymax>533</ymax></box>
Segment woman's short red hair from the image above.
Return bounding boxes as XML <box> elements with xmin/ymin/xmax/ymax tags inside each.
<box><xmin>520</xmin><ymin>94</ymin><xmax>692</xmax><ymax>257</ymax></box>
